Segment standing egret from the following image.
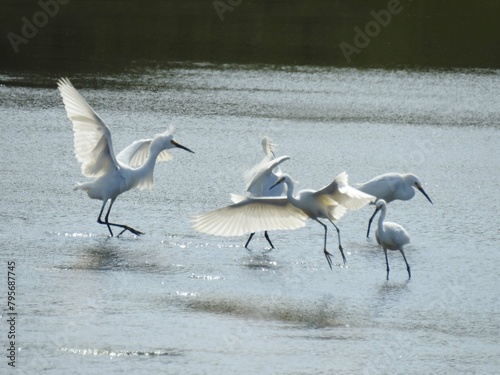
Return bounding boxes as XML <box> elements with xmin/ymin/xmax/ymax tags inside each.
<box><xmin>57</xmin><ymin>78</ymin><xmax>194</xmax><ymax>237</ymax></box>
<box><xmin>357</xmin><ymin>173</ymin><xmax>432</xmax><ymax>237</ymax></box>
<box><xmin>192</xmin><ymin>171</ymin><xmax>375</xmax><ymax>269</ymax></box>
<box><xmin>241</xmin><ymin>137</ymin><xmax>287</xmax><ymax>249</ymax></box>
<box><xmin>372</xmin><ymin>199</ymin><xmax>411</xmax><ymax>280</ymax></box>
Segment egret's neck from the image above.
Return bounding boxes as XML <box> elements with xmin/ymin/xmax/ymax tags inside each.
<box><xmin>377</xmin><ymin>205</ymin><xmax>387</xmax><ymax>232</ymax></box>
<box><xmin>140</xmin><ymin>144</ymin><xmax>163</xmax><ymax>171</ymax></box>
<box><xmin>131</xmin><ymin>143</ymin><xmax>165</xmax><ymax>188</ymax></box>
<box><xmin>283</xmin><ymin>179</ymin><xmax>299</xmax><ymax>205</ymax></box>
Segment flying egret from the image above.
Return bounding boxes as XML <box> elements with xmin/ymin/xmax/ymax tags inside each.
<box><xmin>57</xmin><ymin>78</ymin><xmax>194</xmax><ymax>237</ymax></box>
<box><xmin>357</xmin><ymin>173</ymin><xmax>432</xmax><ymax>237</ymax></box>
<box><xmin>372</xmin><ymin>199</ymin><xmax>411</xmax><ymax>280</ymax></box>
<box><xmin>241</xmin><ymin>137</ymin><xmax>287</xmax><ymax>249</ymax></box>
<box><xmin>192</xmin><ymin>171</ymin><xmax>375</xmax><ymax>269</ymax></box>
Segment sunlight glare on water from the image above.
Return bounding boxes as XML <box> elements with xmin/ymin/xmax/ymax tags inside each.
<box><xmin>0</xmin><ymin>65</ymin><xmax>499</xmax><ymax>374</ymax></box>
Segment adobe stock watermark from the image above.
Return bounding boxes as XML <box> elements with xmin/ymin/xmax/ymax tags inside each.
<box><xmin>7</xmin><ymin>0</ymin><xmax>70</xmax><ymax>54</ymax></box>
<box><xmin>213</xmin><ymin>0</ymin><xmax>243</xmax><ymax>21</ymax></box>
<box><xmin>339</xmin><ymin>0</ymin><xmax>403</xmax><ymax>63</ymax></box>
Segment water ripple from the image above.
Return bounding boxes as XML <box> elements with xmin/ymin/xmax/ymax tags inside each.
<box><xmin>60</xmin><ymin>347</ymin><xmax>183</xmax><ymax>357</ymax></box>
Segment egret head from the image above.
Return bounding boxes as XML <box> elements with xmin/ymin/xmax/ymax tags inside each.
<box><xmin>269</xmin><ymin>174</ymin><xmax>297</xmax><ymax>192</ymax></box>
<box><xmin>153</xmin><ymin>130</ymin><xmax>194</xmax><ymax>154</ymax></box>
<box><xmin>406</xmin><ymin>174</ymin><xmax>432</xmax><ymax>204</ymax></box>
<box><xmin>170</xmin><ymin>139</ymin><xmax>194</xmax><ymax>153</ymax></box>
<box><xmin>375</xmin><ymin>199</ymin><xmax>387</xmax><ymax>209</ymax></box>
<box><xmin>372</xmin><ymin>199</ymin><xmax>387</xmax><ymax>219</ymax></box>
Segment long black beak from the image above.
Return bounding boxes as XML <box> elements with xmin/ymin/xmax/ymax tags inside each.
<box><xmin>172</xmin><ymin>140</ymin><xmax>194</xmax><ymax>154</ymax></box>
<box><xmin>366</xmin><ymin>206</ymin><xmax>381</xmax><ymax>238</ymax></box>
<box><xmin>269</xmin><ymin>177</ymin><xmax>284</xmax><ymax>191</ymax></box>
<box><xmin>417</xmin><ymin>186</ymin><xmax>433</xmax><ymax>204</ymax></box>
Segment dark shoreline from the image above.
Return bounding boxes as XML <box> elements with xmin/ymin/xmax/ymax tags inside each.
<box><xmin>1</xmin><ymin>0</ymin><xmax>499</xmax><ymax>73</ymax></box>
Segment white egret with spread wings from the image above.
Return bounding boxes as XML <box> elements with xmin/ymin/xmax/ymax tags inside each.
<box><xmin>240</xmin><ymin>137</ymin><xmax>288</xmax><ymax>249</ymax></box>
<box><xmin>58</xmin><ymin>78</ymin><xmax>194</xmax><ymax>237</ymax></box>
<box><xmin>192</xmin><ymin>170</ymin><xmax>375</xmax><ymax>269</ymax></box>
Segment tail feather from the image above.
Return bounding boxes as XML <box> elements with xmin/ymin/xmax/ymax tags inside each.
<box><xmin>73</xmin><ymin>182</ymin><xmax>91</xmax><ymax>191</ymax></box>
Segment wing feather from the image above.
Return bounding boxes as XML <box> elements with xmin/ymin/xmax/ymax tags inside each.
<box><xmin>262</xmin><ymin>136</ymin><xmax>277</xmax><ymax>158</ymax></box>
<box><xmin>245</xmin><ymin>156</ymin><xmax>290</xmax><ymax>197</ymax></box>
<box><xmin>192</xmin><ymin>197</ymin><xmax>307</xmax><ymax>236</ymax></box>
<box><xmin>314</xmin><ymin>171</ymin><xmax>376</xmax><ymax>211</ymax></box>
<box><xmin>57</xmin><ymin>78</ymin><xmax>118</xmax><ymax>177</ymax></box>
<box><xmin>116</xmin><ymin>139</ymin><xmax>173</xmax><ymax>168</ymax></box>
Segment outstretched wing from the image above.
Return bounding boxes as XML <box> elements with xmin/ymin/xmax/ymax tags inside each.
<box><xmin>245</xmin><ymin>156</ymin><xmax>290</xmax><ymax>197</ymax></box>
<box><xmin>57</xmin><ymin>78</ymin><xmax>118</xmax><ymax>177</ymax></box>
<box><xmin>243</xmin><ymin>137</ymin><xmax>278</xmax><ymax>187</ymax></box>
<box><xmin>116</xmin><ymin>139</ymin><xmax>172</xmax><ymax>168</ymax></box>
<box><xmin>262</xmin><ymin>136</ymin><xmax>277</xmax><ymax>158</ymax></box>
<box><xmin>192</xmin><ymin>197</ymin><xmax>307</xmax><ymax>237</ymax></box>
<box><xmin>314</xmin><ymin>172</ymin><xmax>376</xmax><ymax>211</ymax></box>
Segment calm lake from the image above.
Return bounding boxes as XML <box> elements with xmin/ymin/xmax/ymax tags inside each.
<box><xmin>1</xmin><ymin>64</ymin><xmax>499</xmax><ymax>374</ymax></box>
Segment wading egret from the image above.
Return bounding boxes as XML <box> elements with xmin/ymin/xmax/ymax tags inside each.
<box><xmin>372</xmin><ymin>199</ymin><xmax>411</xmax><ymax>280</ymax></box>
<box><xmin>57</xmin><ymin>78</ymin><xmax>194</xmax><ymax>237</ymax></box>
<box><xmin>241</xmin><ymin>137</ymin><xmax>287</xmax><ymax>249</ymax></box>
<box><xmin>192</xmin><ymin>171</ymin><xmax>375</xmax><ymax>269</ymax></box>
<box><xmin>357</xmin><ymin>173</ymin><xmax>432</xmax><ymax>237</ymax></box>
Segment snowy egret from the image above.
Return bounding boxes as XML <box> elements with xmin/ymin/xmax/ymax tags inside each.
<box><xmin>241</xmin><ymin>137</ymin><xmax>287</xmax><ymax>249</ymax></box>
<box><xmin>357</xmin><ymin>173</ymin><xmax>432</xmax><ymax>237</ymax></box>
<box><xmin>372</xmin><ymin>199</ymin><xmax>411</xmax><ymax>280</ymax></box>
<box><xmin>57</xmin><ymin>78</ymin><xmax>194</xmax><ymax>237</ymax></box>
<box><xmin>192</xmin><ymin>171</ymin><xmax>375</xmax><ymax>269</ymax></box>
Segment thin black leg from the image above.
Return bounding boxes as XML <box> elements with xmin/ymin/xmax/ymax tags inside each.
<box><xmin>313</xmin><ymin>218</ymin><xmax>333</xmax><ymax>270</ymax></box>
<box><xmin>328</xmin><ymin>219</ymin><xmax>346</xmax><ymax>266</ymax></box>
<box><xmin>384</xmin><ymin>248</ymin><xmax>390</xmax><ymax>280</ymax></box>
<box><xmin>400</xmin><ymin>248</ymin><xmax>411</xmax><ymax>280</ymax></box>
<box><xmin>244</xmin><ymin>232</ymin><xmax>255</xmax><ymax>249</ymax></box>
<box><xmin>97</xmin><ymin>200</ymin><xmax>113</xmax><ymax>237</ymax></box>
<box><xmin>264</xmin><ymin>231</ymin><xmax>275</xmax><ymax>249</ymax></box>
<box><xmin>97</xmin><ymin>198</ymin><xmax>144</xmax><ymax>237</ymax></box>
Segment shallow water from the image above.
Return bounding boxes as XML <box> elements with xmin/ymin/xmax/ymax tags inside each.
<box><xmin>1</xmin><ymin>65</ymin><xmax>499</xmax><ymax>374</ymax></box>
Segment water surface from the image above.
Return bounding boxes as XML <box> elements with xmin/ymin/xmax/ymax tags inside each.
<box><xmin>0</xmin><ymin>65</ymin><xmax>499</xmax><ymax>374</ymax></box>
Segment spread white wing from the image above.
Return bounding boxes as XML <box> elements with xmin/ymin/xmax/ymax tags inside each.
<box><xmin>116</xmin><ymin>139</ymin><xmax>172</xmax><ymax>168</ymax></box>
<box><xmin>192</xmin><ymin>197</ymin><xmax>308</xmax><ymax>236</ymax></box>
<box><xmin>262</xmin><ymin>136</ymin><xmax>277</xmax><ymax>158</ymax></box>
<box><xmin>314</xmin><ymin>172</ymin><xmax>376</xmax><ymax>211</ymax></box>
<box><xmin>58</xmin><ymin>78</ymin><xmax>118</xmax><ymax>177</ymax></box>
<box><xmin>243</xmin><ymin>137</ymin><xmax>279</xmax><ymax>188</ymax></box>
<box><xmin>245</xmin><ymin>156</ymin><xmax>290</xmax><ymax>197</ymax></box>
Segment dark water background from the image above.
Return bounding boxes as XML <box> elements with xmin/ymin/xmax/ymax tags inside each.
<box><xmin>1</xmin><ymin>0</ymin><xmax>500</xmax><ymax>72</ymax></box>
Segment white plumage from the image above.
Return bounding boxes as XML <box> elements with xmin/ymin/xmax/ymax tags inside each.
<box><xmin>373</xmin><ymin>199</ymin><xmax>411</xmax><ymax>280</ymax></box>
<box><xmin>193</xmin><ymin>196</ymin><xmax>307</xmax><ymax>236</ymax></box>
<box><xmin>116</xmin><ymin>139</ymin><xmax>173</xmax><ymax>169</ymax></box>
<box><xmin>192</xmin><ymin>171</ymin><xmax>375</xmax><ymax>268</ymax></box>
<box><xmin>357</xmin><ymin>172</ymin><xmax>432</xmax><ymax>237</ymax></box>
<box><xmin>237</xmin><ymin>137</ymin><xmax>289</xmax><ymax>249</ymax></box>
<box><xmin>58</xmin><ymin>78</ymin><xmax>194</xmax><ymax>236</ymax></box>
<box><xmin>243</xmin><ymin>136</ymin><xmax>280</xmax><ymax>192</ymax></box>
<box><xmin>244</xmin><ymin>155</ymin><xmax>289</xmax><ymax>199</ymax></box>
